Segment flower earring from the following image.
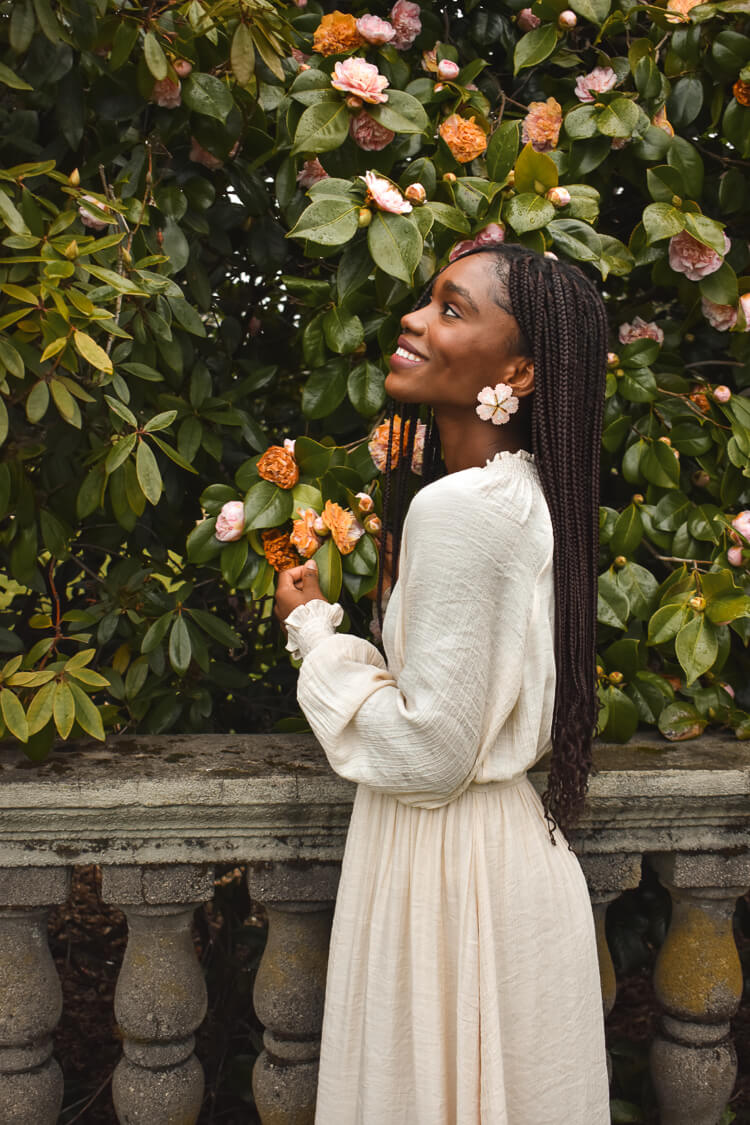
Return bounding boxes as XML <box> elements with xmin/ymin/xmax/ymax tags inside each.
<box><xmin>476</xmin><ymin>383</ymin><xmax>519</xmax><ymax>425</ymax></box>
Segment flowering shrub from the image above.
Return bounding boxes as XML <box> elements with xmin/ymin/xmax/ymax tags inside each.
<box><xmin>0</xmin><ymin>0</ymin><xmax>748</xmax><ymax>756</ymax></box>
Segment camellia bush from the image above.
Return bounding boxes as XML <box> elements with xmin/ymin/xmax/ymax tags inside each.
<box><xmin>0</xmin><ymin>0</ymin><xmax>749</xmax><ymax>758</ymax></box>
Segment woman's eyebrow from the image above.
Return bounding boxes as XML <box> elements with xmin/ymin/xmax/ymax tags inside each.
<box><xmin>441</xmin><ymin>279</ymin><xmax>479</xmax><ymax>313</ymax></box>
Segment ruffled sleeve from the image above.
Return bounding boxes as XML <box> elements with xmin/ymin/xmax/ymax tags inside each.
<box><xmin>284</xmin><ymin>599</ymin><xmax>345</xmax><ymax>661</ymax></box>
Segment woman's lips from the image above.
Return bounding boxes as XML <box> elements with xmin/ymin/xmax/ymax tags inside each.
<box><xmin>390</xmin><ymin>338</ymin><xmax>426</xmax><ymax>368</ymax></box>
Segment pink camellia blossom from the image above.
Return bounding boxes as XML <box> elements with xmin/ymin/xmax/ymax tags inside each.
<box><xmin>475</xmin><ymin>222</ymin><xmax>506</xmax><ymax>246</ymax></box>
<box><xmin>356</xmin><ymin>14</ymin><xmax>396</xmax><ymax>44</ymax></box>
<box><xmin>668</xmin><ymin>230</ymin><xmax>731</xmax><ymax>281</ymax></box>
<box><xmin>283</xmin><ymin>438</ymin><xmax>296</xmax><ymax>455</ymax></box>
<box><xmin>296</xmin><ymin>158</ymin><xmax>328</xmax><ymax>189</ymax></box>
<box><xmin>521</xmin><ymin>97</ymin><xmax>562</xmax><ymax>153</ymax></box>
<box><xmin>517</xmin><ymin>8</ymin><xmax>541</xmax><ymax>30</ymax></box>
<box><xmin>422</xmin><ymin>46</ymin><xmax>438</xmax><ymax>73</ymax></box>
<box><xmin>449</xmin><ymin>239</ymin><xmax>477</xmax><ymax>262</ymax></box>
<box><xmin>151</xmin><ymin>78</ymin><xmax>182</xmax><ymax>107</ymax></box>
<box><xmin>331</xmin><ymin>58</ymin><xmax>389</xmax><ymax>105</ymax></box>
<box><xmin>78</xmin><ymin>195</ymin><xmax>110</xmax><ymax>230</ymax></box>
<box><xmin>405</xmin><ymin>182</ymin><xmax>426</xmax><ymax>204</ymax></box>
<box><xmin>390</xmin><ymin>0</ymin><xmax>422</xmax><ymax>50</ymax></box>
<box><xmin>476</xmin><ymin>384</ymin><xmax>519</xmax><ymax>425</ymax></box>
<box><xmin>740</xmin><ymin>293</ymin><xmax>750</xmax><ymax>330</ymax></box>
<box><xmin>618</xmin><ymin>317</ymin><xmax>664</xmax><ymax>346</ymax></box>
<box><xmin>437</xmin><ymin>59</ymin><xmax>460</xmax><ymax>80</ymax></box>
<box><xmin>173</xmin><ymin>60</ymin><xmax>193</xmax><ymax>78</ymax></box>
<box><xmin>701</xmin><ymin>297</ymin><xmax>737</xmax><ymax>332</ymax></box>
<box><xmin>558</xmin><ymin>9</ymin><xmax>577</xmax><ymax>26</ymax></box>
<box><xmin>362</xmin><ymin>170</ymin><xmax>412</xmax><ymax>214</ymax></box>
<box><xmin>728</xmin><ymin>546</ymin><xmax>745</xmax><ymax>567</ymax></box>
<box><xmin>546</xmin><ymin>186</ymin><xmax>571</xmax><ymax>208</ymax></box>
<box><xmin>215</xmin><ymin>501</ymin><xmax>245</xmax><ymax>543</ymax></box>
<box><xmin>713</xmin><ymin>385</ymin><xmax>732</xmax><ymax>403</ymax></box>
<box><xmin>732</xmin><ymin>511</ymin><xmax>750</xmax><ymax>542</ymax></box>
<box><xmin>189</xmin><ymin>138</ymin><xmax>224</xmax><ymax>170</ymax></box>
<box><xmin>349</xmin><ymin>111</ymin><xmax>395</xmax><ymax>151</ymax></box>
<box><xmin>574</xmin><ymin>66</ymin><xmax>617</xmax><ymax>104</ymax></box>
<box><xmin>291</xmin><ymin>48</ymin><xmax>310</xmax><ymax>65</ymax></box>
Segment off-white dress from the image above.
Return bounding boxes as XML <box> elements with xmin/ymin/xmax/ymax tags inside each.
<box><xmin>284</xmin><ymin>450</ymin><xmax>610</xmax><ymax>1125</ymax></box>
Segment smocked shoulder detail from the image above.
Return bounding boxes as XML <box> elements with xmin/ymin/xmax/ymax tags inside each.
<box><xmin>484</xmin><ymin>449</ymin><xmax>535</xmax><ymax>467</ymax></box>
<box><xmin>285</xmin><ymin>599</ymin><xmax>344</xmax><ymax>661</ymax></box>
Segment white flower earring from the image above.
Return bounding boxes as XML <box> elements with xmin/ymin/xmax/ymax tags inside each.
<box><xmin>476</xmin><ymin>383</ymin><xmax>519</xmax><ymax>425</ymax></box>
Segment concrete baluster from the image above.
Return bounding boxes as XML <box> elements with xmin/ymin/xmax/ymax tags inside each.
<box><xmin>247</xmin><ymin>860</ymin><xmax>340</xmax><ymax>1125</ymax></box>
<box><xmin>102</xmin><ymin>864</ymin><xmax>214</xmax><ymax>1125</ymax></box>
<box><xmin>0</xmin><ymin>866</ymin><xmax>69</xmax><ymax>1125</ymax></box>
<box><xmin>650</xmin><ymin>852</ymin><xmax>750</xmax><ymax>1125</ymax></box>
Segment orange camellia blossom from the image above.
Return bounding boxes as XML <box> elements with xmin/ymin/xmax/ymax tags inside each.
<box><xmin>368</xmin><ymin>415</ymin><xmax>425</xmax><ymax>473</ymax></box>
<box><xmin>321</xmin><ymin>500</ymin><xmax>365</xmax><ymax>555</ymax></box>
<box><xmin>521</xmin><ymin>97</ymin><xmax>562</xmax><ymax>153</ymax></box>
<box><xmin>733</xmin><ymin>79</ymin><xmax>750</xmax><ymax>106</ymax></box>
<box><xmin>257</xmin><ymin>445</ymin><xmax>299</xmax><ymax>490</ymax></box>
<box><xmin>665</xmin><ymin>0</ymin><xmax>701</xmax><ymax>20</ymax></box>
<box><xmin>289</xmin><ymin>508</ymin><xmax>322</xmax><ymax>559</ymax></box>
<box><xmin>439</xmin><ymin>114</ymin><xmax>488</xmax><ymax>163</ymax></box>
<box><xmin>313</xmin><ymin>11</ymin><xmax>364</xmax><ymax>56</ymax></box>
<box><xmin>262</xmin><ymin>529</ymin><xmax>302</xmax><ymax>572</ymax></box>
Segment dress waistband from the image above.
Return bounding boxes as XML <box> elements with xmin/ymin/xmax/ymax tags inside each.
<box><xmin>467</xmin><ymin>773</ymin><xmax>527</xmax><ymax>793</ymax></box>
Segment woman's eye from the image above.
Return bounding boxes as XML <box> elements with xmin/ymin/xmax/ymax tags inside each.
<box><xmin>442</xmin><ymin>303</ymin><xmax>459</xmax><ymax>318</ymax></box>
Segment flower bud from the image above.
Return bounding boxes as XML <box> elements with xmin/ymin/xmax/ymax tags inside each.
<box><xmin>356</xmin><ymin>491</ymin><xmax>375</xmax><ymax>514</ymax></box>
<box><xmin>596</xmin><ymin>665</ymin><xmax>605</xmax><ymax>677</ymax></box>
<box><xmin>346</xmin><ymin>95</ymin><xmax>363</xmax><ymax>110</ymax></box>
<box><xmin>614</xmin><ymin>555</ymin><xmax>627</xmax><ymax>568</ymax></box>
<box><xmin>615</xmin><ymin>368</ymin><xmax>624</xmax><ymax>378</ymax></box>
<box><xmin>692</xmin><ymin>470</ymin><xmax>710</xmax><ymax>488</ymax></box>
<box><xmin>517</xmin><ymin>8</ymin><xmax>541</xmax><ymax>30</ymax></box>
<box><xmin>68</xmin><ymin>168</ymin><xmax>80</xmax><ymax>187</ymax></box>
<box><xmin>728</xmin><ymin>545</ymin><xmax>744</xmax><ymax>567</ymax></box>
<box><xmin>689</xmin><ymin>596</ymin><xmax>706</xmax><ymax>612</ymax></box>
<box><xmin>173</xmin><ymin>59</ymin><xmax>193</xmax><ymax>77</ymax></box>
<box><xmin>720</xmin><ymin>682</ymin><xmax>735</xmax><ymax>699</ymax></box>
<box><xmin>434</xmin><ymin>82</ymin><xmax>446</xmax><ymax>92</ymax></box>
<box><xmin>658</xmin><ymin>435</ymin><xmax>672</xmax><ymax>445</ymax></box>
<box><xmin>608</xmin><ymin>671</ymin><xmax>624</xmax><ymax>684</ymax></box>
<box><xmin>358</xmin><ymin>207</ymin><xmax>373</xmax><ymax>228</ymax></box>
<box><xmin>437</xmin><ymin>59</ymin><xmax>460</xmax><ymax>80</ymax></box>
<box><xmin>713</xmin><ymin>385</ymin><xmax>732</xmax><ymax>403</ymax></box>
<box><xmin>405</xmin><ymin>182</ymin><xmax>427</xmax><ymax>205</ymax></box>
<box><xmin>442</xmin><ymin>172</ymin><xmax>457</xmax><ymax>183</ymax></box>
<box><xmin>63</xmin><ymin>239</ymin><xmax>78</xmax><ymax>260</ymax></box>
<box><xmin>506</xmin><ymin>170</ymin><xmax>515</xmax><ymax>186</ymax></box>
<box><xmin>607</xmin><ymin>352</ymin><xmax>619</xmax><ymax>367</ymax></box>
<box><xmin>632</xmin><ymin>493</ymin><xmax>644</xmax><ymax>504</ymax></box>
<box><xmin>364</xmin><ymin>514</ymin><xmax>382</xmax><ymax>535</ymax></box>
<box><xmin>543</xmin><ymin>250</ymin><xmax>558</xmax><ymax>260</ymax></box>
<box><xmin>546</xmin><ymin>186</ymin><xmax>571</xmax><ymax>208</ymax></box>
<box><xmin>313</xmin><ymin>516</ymin><xmax>329</xmax><ymax>536</ymax></box>
<box><xmin>558</xmin><ymin>9</ymin><xmax>577</xmax><ymax>27</ymax></box>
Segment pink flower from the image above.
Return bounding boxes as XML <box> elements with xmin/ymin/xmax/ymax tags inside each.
<box><xmin>78</xmin><ymin>195</ymin><xmax>110</xmax><ymax>230</ymax></box>
<box><xmin>475</xmin><ymin>222</ymin><xmax>506</xmax><ymax>246</ymax></box>
<box><xmin>558</xmin><ymin>9</ymin><xmax>577</xmax><ymax>26</ymax></box>
<box><xmin>713</xmin><ymin>385</ymin><xmax>732</xmax><ymax>403</ymax></box>
<box><xmin>291</xmin><ymin>48</ymin><xmax>310</xmax><ymax>65</ymax></box>
<box><xmin>546</xmin><ymin>186</ymin><xmax>571</xmax><ymax>208</ymax></box>
<box><xmin>701</xmin><ymin>297</ymin><xmax>737</xmax><ymax>332</ymax></box>
<box><xmin>728</xmin><ymin>546</ymin><xmax>745</xmax><ymax>567</ymax></box>
<box><xmin>356</xmin><ymin>14</ymin><xmax>396</xmax><ymax>44</ymax></box>
<box><xmin>517</xmin><ymin>8</ymin><xmax>541</xmax><ymax>30</ymax></box>
<box><xmin>296</xmin><ymin>158</ymin><xmax>328</xmax><ymax>188</ymax></box>
<box><xmin>189</xmin><ymin>138</ymin><xmax>223</xmax><ymax>170</ymax></box>
<box><xmin>476</xmin><ymin>384</ymin><xmax>520</xmax><ymax>425</ymax></box>
<box><xmin>151</xmin><ymin>78</ymin><xmax>182</xmax><ymax>107</ymax></box>
<box><xmin>740</xmin><ymin>293</ymin><xmax>750</xmax><ymax>330</ymax></box>
<box><xmin>437</xmin><ymin>59</ymin><xmax>460</xmax><ymax>80</ymax></box>
<box><xmin>331</xmin><ymin>58</ymin><xmax>389</xmax><ymax>105</ymax></box>
<box><xmin>283</xmin><ymin>438</ymin><xmax>296</xmax><ymax>455</ymax></box>
<box><xmin>390</xmin><ymin>0</ymin><xmax>421</xmax><ymax>50</ymax></box>
<box><xmin>173</xmin><ymin>60</ymin><xmax>192</xmax><ymax>77</ymax></box>
<box><xmin>215</xmin><ymin>501</ymin><xmax>245</xmax><ymax>542</ymax></box>
<box><xmin>668</xmin><ymin>230</ymin><xmax>731</xmax><ymax>281</ymax></box>
<box><xmin>349</xmin><ymin>111</ymin><xmax>395</xmax><ymax>151</ymax></box>
<box><xmin>405</xmin><ymin>182</ymin><xmax>427</xmax><ymax>204</ymax></box>
<box><xmin>574</xmin><ymin>66</ymin><xmax>617</xmax><ymax>104</ymax></box>
<box><xmin>618</xmin><ymin>317</ymin><xmax>664</xmax><ymax>346</ymax></box>
<box><xmin>362</xmin><ymin>170</ymin><xmax>412</xmax><ymax>214</ymax></box>
<box><xmin>732</xmin><ymin>511</ymin><xmax>750</xmax><ymax>542</ymax></box>
<box><xmin>449</xmin><ymin>238</ymin><xmax>478</xmax><ymax>262</ymax></box>
<box><xmin>521</xmin><ymin>97</ymin><xmax>562</xmax><ymax>153</ymax></box>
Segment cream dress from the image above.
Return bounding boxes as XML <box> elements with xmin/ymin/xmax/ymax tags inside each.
<box><xmin>284</xmin><ymin>450</ymin><xmax>610</xmax><ymax>1125</ymax></box>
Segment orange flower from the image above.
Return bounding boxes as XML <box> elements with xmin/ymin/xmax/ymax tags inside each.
<box><xmin>262</xmin><ymin>529</ymin><xmax>301</xmax><ymax>572</ymax></box>
<box><xmin>439</xmin><ymin>114</ymin><xmax>488</xmax><ymax>163</ymax></box>
<box><xmin>521</xmin><ymin>98</ymin><xmax>562</xmax><ymax>153</ymax></box>
<box><xmin>289</xmin><ymin>508</ymin><xmax>322</xmax><ymax>559</ymax></box>
<box><xmin>257</xmin><ymin>445</ymin><xmax>299</xmax><ymax>490</ymax></box>
<box><xmin>313</xmin><ymin>11</ymin><xmax>364</xmax><ymax>56</ymax></box>
<box><xmin>665</xmin><ymin>0</ymin><xmax>701</xmax><ymax>20</ymax></box>
<box><xmin>689</xmin><ymin>388</ymin><xmax>711</xmax><ymax>414</ymax></box>
<box><xmin>368</xmin><ymin>416</ymin><xmax>425</xmax><ymax>473</ymax></box>
<box><xmin>733</xmin><ymin>79</ymin><xmax>750</xmax><ymax>107</ymax></box>
<box><xmin>321</xmin><ymin>500</ymin><xmax>364</xmax><ymax>555</ymax></box>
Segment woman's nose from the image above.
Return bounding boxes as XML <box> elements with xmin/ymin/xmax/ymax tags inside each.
<box><xmin>400</xmin><ymin>306</ymin><xmax>427</xmax><ymax>335</ymax></box>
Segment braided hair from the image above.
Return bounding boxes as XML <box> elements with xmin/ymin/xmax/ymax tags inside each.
<box><xmin>376</xmin><ymin>244</ymin><xmax>608</xmax><ymax>835</ymax></box>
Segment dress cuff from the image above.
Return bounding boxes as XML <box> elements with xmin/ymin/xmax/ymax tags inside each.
<box><xmin>285</xmin><ymin>600</ymin><xmax>344</xmax><ymax>661</ymax></box>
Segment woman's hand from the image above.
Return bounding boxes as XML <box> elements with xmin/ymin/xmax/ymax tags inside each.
<box><xmin>274</xmin><ymin>559</ymin><xmax>329</xmax><ymax>632</ymax></box>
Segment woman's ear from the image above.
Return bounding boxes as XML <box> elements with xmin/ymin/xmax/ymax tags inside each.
<box><xmin>503</xmin><ymin>356</ymin><xmax>535</xmax><ymax>399</ymax></box>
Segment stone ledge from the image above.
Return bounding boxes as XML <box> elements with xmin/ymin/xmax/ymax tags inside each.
<box><xmin>0</xmin><ymin>732</ymin><xmax>746</xmax><ymax>867</ymax></box>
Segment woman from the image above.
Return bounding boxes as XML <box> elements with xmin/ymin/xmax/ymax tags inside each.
<box><xmin>275</xmin><ymin>244</ymin><xmax>611</xmax><ymax>1123</ymax></box>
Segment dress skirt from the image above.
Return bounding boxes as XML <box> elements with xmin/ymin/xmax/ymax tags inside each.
<box><xmin>314</xmin><ymin>777</ymin><xmax>611</xmax><ymax>1125</ymax></box>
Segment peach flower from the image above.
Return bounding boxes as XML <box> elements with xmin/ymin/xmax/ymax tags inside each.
<box><xmin>257</xmin><ymin>445</ymin><xmax>299</xmax><ymax>490</ymax></box>
<box><xmin>296</xmin><ymin>158</ymin><xmax>328</xmax><ymax>189</ymax></box>
<box><xmin>558</xmin><ymin>9</ymin><xmax>577</xmax><ymax>26</ymax></box>
<box><xmin>151</xmin><ymin>78</ymin><xmax>181</xmax><ymax>108</ymax></box>
<box><xmin>689</xmin><ymin>387</ymin><xmax>711</xmax><ymax>414</ymax></box>
<box><xmin>390</xmin><ymin>0</ymin><xmax>422</xmax><ymax>50</ymax></box>
<box><xmin>618</xmin><ymin>317</ymin><xmax>664</xmax><ymax>346</ymax></box>
<box><xmin>740</xmin><ymin>293</ymin><xmax>750</xmax><ymax>329</ymax></box>
<box><xmin>262</xmin><ymin>529</ymin><xmax>301</xmax><ymax>572</ymax></box>
<box><xmin>546</xmin><ymin>186</ymin><xmax>571</xmax><ymax>208</ymax></box>
<box><xmin>356</xmin><ymin>15</ymin><xmax>396</xmax><ymax>44</ymax></box>
<box><xmin>364</xmin><ymin>514</ymin><xmax>382</xmax><ymax>535</ymax></box>
<box><xmin>189</xmin><ymin>138</ymin><xmax>223</xmax><ymax>169</ymax></box>
<box><xmin>422</xmin><ymin>46</ymin><xmax>439</xmax><ymax>73</ymax></box>
<box><xmin>313</xmin><ymin>11</ymin><xmax>364</xmax><ymax>56</ymax></box>
<box><xmin>350</xmin><ymin>111</ymin><xmax>395</xmax><ymax>151</ymax></box>
<box><xmin>215</xmin><ymin>501</ymin><xmax>245</xmax><ymax>543</ymax></box>
<box><xmin>405</xmin><ymin>182</ymin><xmax>427</xmax><ymax>204</ymax></box>
<box><xmin>356</xmin><ymin>492</ymin><xmax>375</xmax><ymax>513</ymax></box>
<box><xmin>290</xmin><ymin>508</ymin><xmax>322</xmax><ymax>559</ymax></box>
<box><xmin>331</xmin><ymin>58</ymin><xmax>389</xmax><ymax>104</ymax></box>
<box><xmin>728</xmin><ymin>546</ymin><xmax>745</xmax><ymax>567</ymax></box>
<box><xmin>322</xmin><ymin>500</ymin><xmax>365</xmax><ymax>555</ymax></box>
<box><xmin>78</xmin><ymin>195</ymin><xmax>110</xmax><ymax>230</ymax></box>
<box><xmin>701</xmin><ymin>297</ymin><xmax>737</xmax><ymax>332</ymax></box>
<box><xmin>668</xmin><ymin>231</ymin><xmax>731</xmax><ymax>281</ymax></box>
<box><xmin>666</xmin><ymin>0</ymin><xmax>701</xmax><ymax>20</ymax></box>
<box><xmin>439</xmin><ymin>114</ymin><xmax>487</xmax><ymax>163</ymax></box>
<box><xmin>362</xmin><ymin>171</ymin><xmax>412</xmax><ymax>213</ymax></box>
<box><xmin>521</xmin><ymin>98</ymin><xmax>562</xmax><ymax>153</ymax></box>
<box><xmin>368</xmin><ymin>416</ymin><xmax>426</xmax><ymax>473</ymax></box>
<box><xmin>732</xmin><ymin>511</ymin><xmax>750</xmax><ymax>543</ymax></box>
<box><xmin>517</xmin><ymin>8</ymin><xmax>541</xmax><ymax>29</ymax></box>
<box><xmin>574</xmin><ymin>67</ymin><xmax>617</xmax><ymax>103</ymax></box>
<box><xmin>437</xmin><ymin>59</ymin><xmax>460</xmax><ymax>80</ymax></box>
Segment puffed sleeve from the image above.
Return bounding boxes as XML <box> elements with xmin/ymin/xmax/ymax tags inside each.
<box><xmin>292</xmin><ymin>471</ymin><xmax>542</xmax><ymax>808</ymax></box>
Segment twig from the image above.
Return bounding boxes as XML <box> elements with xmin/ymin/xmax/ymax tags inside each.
<box><xmin>64</xmin><ymin>1068</ymin><xmax>116</xmax><ymax>1125</ymax></box>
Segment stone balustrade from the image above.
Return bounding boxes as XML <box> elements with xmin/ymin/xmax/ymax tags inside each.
<box><xmin>0</xmin><ymin>732</ymin><xmax>747</xmax><ymax>1124</ymax></box>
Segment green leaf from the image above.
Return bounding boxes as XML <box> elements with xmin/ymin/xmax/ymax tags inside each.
<box><xmin>367</xmin><ymin>211</ymin><xmax>422</xmax><ymax>284</ymax></box>
<box><xmin>514</xmin><ymin>25</ymin><xmax>559</xmax><ymax>74</ymax></box>
<box><xmin>648</xmin><ymin>602</ymin><xmax>689</xmax><ymax>645</ymax></box>
<box><xmin>187</xmin><ymin>608</ymin><xmax>242</xmax><ymax>648</ymax></box>
<box><xmin>612</xmin><ymin>505</ymin><xmax>644</xmax><ymax>556</ymax></box>
<box><xmin>288</xmin><ymin>198</ymin><xmax>359</xmax><ymax>247</ymax></box>
<box><xmin>369</xmin><ymin>90</ymin><xmax>430</xmax><ymax>135</ymax></box>
<box><xmin>425</xmin><ymin>202</ymin><xmax>471</xmax><ymax>234</ymax></box>
<box><xmin>513</xmin><ymin>142</ymin><xmax>558</xmax><ymax>194</ymax></box>
<box><xmin>136</xmin><ymin>439</ymin><xmax>163</xmax><ymax>505</ymax></box>
<box><xmin>668</xmin><ymin>136</ymin><xmax>704</xmax><ymax>199</ymax></box>
<box><xmin>707</xmin><ymin>594</ymin><xmax>750</xmax><ymax>625</ymax></box>
<box><xmin>169</xmin><ymin>615</ymin><xmax>192</xmax><ymax>675</ymax></box>
<box><xmin>295</xmin><ymin>436</ymin><xmax>334</xmax><ymax>477</ymax></box>
<box><xmin>313</xmin><ymin>537</ymin><xmax>343</xmax><ymax>603</ymax></box>
<box><xmin>73</xmin><ymin>330</ymin><xmax>113</xmax><ymax>374</ymax></box>
<box><xmin>292</xmin><ymin>101</ymin><xmax>350</xmax><ymax>156</ymax></box>
<box><xmin>642</xmin><ymin>441</ymin><xmax>680</xmax><ymax>489</ymax></box>
<box><xmin>642</xmin><ymin>203</ymin><xmax>685</xmax><ymax>243</ymax></box>
<box><xmin>564</xmin><ymin>106</ymin><xmax>599</xmax><ymax>140</ymax></box>
<box><xmin>505</xmin><ymin>193</ymin><xmax>555</xmax><ymax>234</ymax></box>
<box><xmin>615</xmin><ymin>561</ymin><xmax>659</xmax><ymax>620</ymax></box>
<box><xmin>0</xmin><ymin>189</ymin><xmax>30</xmax><ymax>235</ymax></box>
<box><xmin>142</xmin><ymin>612</ymin><xmax>173</xmax><ymax>653</ymax></box>
<box><xmin>183</xmin><ymin>73</ymin><xmax>234</xmax><ymax>122</ymax></box>
<box><xmin>658</xmin><ymin>701</ymin><xmax>708</xmax><ymax>741</ymax></box>
<box><xmin>547</xmin><ymin>219</ymin><xmax>601</xmax><ymax>263</ymax></box>
<box><xmin>53</xmin><ymin>681</ymin><xmax>75</xmax><ymax>739</ymax></box>
<box><xmin>570</xmin><ymin>0</ymin><xmax>611</xmax><ymax>22</ymax></box>
<box><xmin>143</xmin><ymin>410</ymin><xmax>178</xmax><ymax>434</ymax></box>
<box><xmin>69</xmin><ymin>682</ymin><xmax>105</xmax><ymax>741</ymax></box>
<box><xmin>50</xmin><ymin>379</ymin><xmax>80</xmax><ymax>427</ymax></box>
<box><xmin>486</xmin><ymin>120</ymin><xmax>520</xmax><ymax>182</ymax></box>
<box><xmin>26</xmin><ymin>681</ymin><xmax>56</xmax><ymax>736</ymax></box>
<box><xmin>0</xmin><ymin>688</ymin><xmax>28</xmax><ymax>742</ymax></box>
<box><xmin>231</xmin><ymin>21</ymin><xmax>256</xmax><ymax>86</ymax></box>
<box><xmin>675</xmin><ymin>615</ymin><xmax>719</xmax><ymax>685</ymax></box>
<box><xmin>600</xmin><ymin>685</ymin><xmax>639</xmax><ymax>742</ymax></box>
<box><xmin>598</xmin><ymin>570</ymin><xmax>630</xmax><ymax>629</ymax></box>
<box><xmin>243</xmin><ymin>479</ymin><xmax>294</xmax><ymax>530</ymax></box>
<box><xmin>597</xmin><ymin>97</ymin><xmax>641</xmax><ymax>138</ymax></box>
<box><xmin>302</xmin><ymin>363</ymin><xmax>348</xmax><ymax>419</ymax></box>
<box><xmin>144</xmin><ymin>31</ymin><xmax>168</xmax><ymax>80</ymax></box>
<box><xmin>0</xmin><ymin>62</ymin><xmax>33</xmax><ymax>91</ymax></box>
<box><xmin>323</xmin><ymin>306</ymin><xmax>364</xmax><ymax>354</ymax></box>
<box><xmin>9</xmin><ymin>0</ymin><xmax>35</xmax><ymax>53</ymax></box>
<box><xmin>348</xmin><ymin>362</ymin><xmax>386</xmax><ymax>416</ymax></box>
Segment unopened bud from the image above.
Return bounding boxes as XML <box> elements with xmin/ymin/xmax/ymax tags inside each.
<box><xmin>614</xmin><ymin>555</ymin><xmax>627</xmax><ymax>568</ymax></box>
<box><xmin>364</xmin><ymin>514</ymin><xmax>382</xmax><ymax>535</ymax></box>
<box><xmin>689</xmin><ymin>596</ymin><xmax>706</xmax><ymax>612</ymax></box>
<box><xmin>596</xmin><ymin>665</ymin><xmax>605</xmax><ymax>677</ymax></box>
<box><xmin>358</xmin><ymin>208</ymin><xmax>372</xmax><ymax>228</ymax></box>
<box><xmin>713</xmin><ymin>385</ymin><xmax>732</xmax><ymax>403</ymax></box>
<box><xmin>437</xmin><ymin>59</ymin><xmax>460</xmax><ymax>80</ymax></box>
<box><xmin>671</xmin><ymin>194</ymin><xmax>682</xmax><ymax>207</ymax></box>
<box><xmin>63</xmin><ymin>239</ymin><xmax>78</xmax><ymax>260</ymax></box>
<box><xmin>615</xmin><ymin>367</ymin><xmax>625</xmax><ymax>377</ymax></box>
<box><xmin>632</xmin><ymin>493</ymin><xmax>644</xmax><ymax>504</ymax></box>
<box><xmin>546</xmin><ymin>186</ymin><xmax>571</xmax><ymax>208</ymax></box>
<box><xmin>607</xmin><ymin>352</ymin><xmax>619</xmax><ymax>366</ymax></box>
<box><xmin>692</xmin><ymin>470</ymin><xmax>710</xmax><ymax>487</ymax></box>
<box><xmin>434</xmin><ymin>82</ymin><xmax>446</xmax><ymax>92</ymax></box>
<box><xmin>658</xmin><ymin>435</ymin><xmax>672</xmax><ymax>445</ymax></box>
<box><xmin>506</xmin><ymin>170</ymin><xmax>515</xmax><ymax>186</ymax></box>
<box><xmin>121</xmin><ymin>245</ymin><xmax>132</xmax><ymax>265</ymax></box>
<box><xmin>346</xmin><ymin>95</ymin><xmax>363</xmax><ymax>110</ymax></box>
<box><xmin>356</xmin><ymin>492</ymin><xmax>374</xmax><ymax>514</ymax></box>
<box><xmin>313</xmin><ymin>516</ymin><xmax>329</xmax><ymax>536</ymax></box>
<box><xmin>405</xmin><ymin>182</ymin><xmax>427</xmax><ymax>205</ymax></box>
<box><xmin>558</xmin><ymin>9</ymin><xmax>577</xmax><ymax>27</ymax></box>
<box><xmin>173</xmin><ymin>59</ymin><xmax>193</xmax><ymax>77</ymax></box>
<box><xmin>68</xmin><ymin>168</ymin><xmax>80</xmax><ymax>186</ymax></box>
<box><xmin>442</xmin><ymin>172</ymin><xmax>457</xmax><ymax>183</ymax></box>
<box><xmin>608</xmin><ymin>670</ymin><xmax>624</xmax><ymax>684</ymax></box>
<box><xmin>728</xmin><ymin>545</ymin><xmax>744</xmax><ymax>567</ymax></box>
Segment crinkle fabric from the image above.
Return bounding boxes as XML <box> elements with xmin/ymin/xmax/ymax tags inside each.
<box><xmin>286</xmin><ymin>451</ymin><xmax>610</xmax><ymax>1125</ymax></box>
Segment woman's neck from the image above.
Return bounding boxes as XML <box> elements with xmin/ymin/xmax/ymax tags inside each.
<box><xmin>434</xmin><ymin>406</ymin><xmax>532</xmax><ymax>474</ymax></box>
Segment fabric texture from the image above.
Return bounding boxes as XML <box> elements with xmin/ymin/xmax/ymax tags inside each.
<box><xmin>288</xmin><ymin>450</ymin><xmax>610</xmax><ymax>1124</ymax></box>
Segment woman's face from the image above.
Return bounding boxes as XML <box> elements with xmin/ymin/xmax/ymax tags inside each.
<box><xmin>385</xmin><ymin>253</ymin><xmax>531</xmax><ymax>408</ymax></box>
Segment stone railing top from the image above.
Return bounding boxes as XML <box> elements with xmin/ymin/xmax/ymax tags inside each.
<box><xmin>0</xmin><ymin>732</ymin><xmax>747</xmax><ymax>867</ymax></box>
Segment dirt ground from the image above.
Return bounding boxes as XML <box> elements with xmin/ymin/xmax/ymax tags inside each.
<box><xmin>48</xmin><ymin>866</ymin><xmax>750</xmax><ymax>1125</ymax></box>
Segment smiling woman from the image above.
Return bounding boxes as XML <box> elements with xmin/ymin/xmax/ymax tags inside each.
<box><xmin>274</xmin><ymin>243</ymin><xmax>610</xmax><ymax>1124</ymax></box>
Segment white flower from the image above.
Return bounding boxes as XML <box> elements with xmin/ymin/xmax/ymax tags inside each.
<box><xmin>475</xmin><ymin>384</ymin><xmax>519</xmax><ymax>425</ymax></box>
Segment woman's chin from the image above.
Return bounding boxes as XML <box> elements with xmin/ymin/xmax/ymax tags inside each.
<box><xmin>384</xmin><ymin>370</ymin><xmax>423</xmax><ymax>403</ymax></box>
